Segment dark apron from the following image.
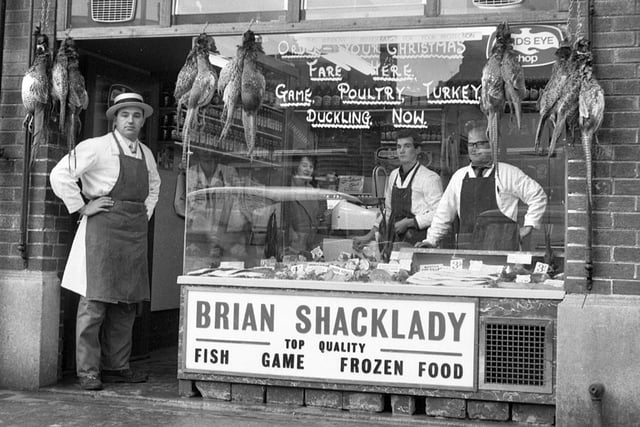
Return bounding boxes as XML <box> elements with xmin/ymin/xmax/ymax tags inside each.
<box><xmin>458</xmin><ymin>168</ymin><xmax>518</xmax><ymax>251</ymax></box>
<box><xmin>85</xmin><ymin>133</ymin><xmax>150</xmax><ymax>303</ymax></box>
<box><xmin>382</xmin><ymin>164</ymin><xmax>427</xmax><ymax>260</ymax></box>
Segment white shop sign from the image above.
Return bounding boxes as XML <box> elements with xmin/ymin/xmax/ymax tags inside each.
<box><xmin>183</xmin><ymin>287</ymin><xmax>477</xmax><ymax>390</ymax></box>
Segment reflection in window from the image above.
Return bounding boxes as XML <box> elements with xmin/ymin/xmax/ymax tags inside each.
<box><xmin>182</xmin><ymin>26</ymin><xmax>566</xmax><ymax>288</ymax></box>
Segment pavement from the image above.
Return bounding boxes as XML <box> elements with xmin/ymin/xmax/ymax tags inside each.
<box><xmin>0</xmin><ymin>346</ymin><xmax>511</xmax><ymax>426</ymax></box>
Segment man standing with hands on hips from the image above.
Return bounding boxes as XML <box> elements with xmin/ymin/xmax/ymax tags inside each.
<box><xmin>418</xmin><ymin>122</ymin><xmax>546</xmax><ymax>251</ymax></box>
<box><xmin>50</xmin><ymin>92</ymin><xmax>161</xmax><ymax>391</ymax></box>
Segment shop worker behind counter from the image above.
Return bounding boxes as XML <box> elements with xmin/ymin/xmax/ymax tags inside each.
<box><xmin>50</xmin><ymin>92</ymin><xmax>161</xmax><ymax>391</ymax></box>
<box><xmin>353</xmin><ymin>129</ymin><xmax>443</xmax><ymax>258</ymax></box>
<box><xmin>417</xmin><ymin>124</ymin><xmax>547</xmax><ymax>251</ymax></box>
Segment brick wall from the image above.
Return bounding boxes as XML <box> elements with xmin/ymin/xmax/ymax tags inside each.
<box><xmin>564</xmin><ymin>0</ymin><xmax>640</xmax><ymax>295</ymax></box>
<box><xmin>0</xmin><ymin>1</ymin><xmax>66</xmax><ymax>272</ymax></box>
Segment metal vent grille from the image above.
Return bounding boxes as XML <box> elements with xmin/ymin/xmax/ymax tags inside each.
<box><xmin>479</xmin><ymin>318</ymin><xmax>553</xmax><ymax>393</ymax></box>
<box><xmin>472</xmin><ymin>0</ymin><xmax>523</xmax><ymax>8</ymax></box>
<box><xmin>91</xmin><ymin>0</ymin><xmax>137</xmax><ymax>23</ymax></box>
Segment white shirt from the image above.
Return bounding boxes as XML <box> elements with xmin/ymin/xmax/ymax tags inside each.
<box><xmin>377</xmin><ymin>164</ymin><xmax>443</xmax><ymax>229</ymax></box>
<box><xmin>50</xmin><ymin>129</ymin><xmax>161</xmax><ymax>219</ymax></box>
<box><xmin>424</xmin><ymin>162</ymin><xmax>547</xmax><ymax>245</ymax></box>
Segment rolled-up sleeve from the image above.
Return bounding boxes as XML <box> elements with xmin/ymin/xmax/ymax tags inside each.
<box><xmin>514</xmin><ymin>170</ymin><xmax>547</xmax><ymax>229</ymax></box>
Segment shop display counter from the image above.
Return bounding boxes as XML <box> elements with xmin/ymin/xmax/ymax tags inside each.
<box><xmin>177</xmin><ymin>274</ymin><xmax>564</xmax><ymax>404</ymax></box>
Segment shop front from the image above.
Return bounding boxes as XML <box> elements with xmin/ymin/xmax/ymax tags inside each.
<box><xmin>66</xmin><ymin>2</ymin><xmax>567</xmax><ymax>422</ymax></box>
<box><xmin>166</xmin><ymin>15</ymin><xmax>565</xmax><ymax>423</ymax></box>
<box><xmin>4</xmin><ymin>0</ymin><xmax>639</xmax><ymax>424</ymax></box>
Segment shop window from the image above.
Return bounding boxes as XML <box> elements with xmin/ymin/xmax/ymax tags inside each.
<box><xmin>302</xmin><ymin>0</ymin><xmax>425</xmax><ymax>20</ymax></box>
<box><xmin>179</xmin><ymin>25</ymin><xmax>566</xmax><ymax>289</ymax></box>
<box><xmin>173</xmin><ymin>0</ymin><xmax>286</xmax><ymax>24</ymax></box>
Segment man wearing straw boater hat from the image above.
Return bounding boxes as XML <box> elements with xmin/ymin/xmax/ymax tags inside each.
<box><xmin>51</xmin><ymin>92</ymin><xmax>161</xmax><ymax>390</ymax></box>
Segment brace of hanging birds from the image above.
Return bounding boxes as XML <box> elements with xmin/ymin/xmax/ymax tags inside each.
<box><xmin>21</xmin><ymin>28</ymin><xmax>89</xmax><ymax>167</ymax></box>
<box><xmin>479</xmin><ymin>22</ymin><xmax>526</xmax><ymax>174</ymax></box>
<box><xmin>533</xmin><ymin>37</ymin><xmax>604</xmax><ymax>206</ymax></box>
<box><xmin>176</xmin><ymin>32</ymin><xmax>219</xmax><ymax>168</ymax></box>
<box><xmin>218</xmin><ymin>29</ymin><xmax>266</xmax><ymax>162</ymax></box>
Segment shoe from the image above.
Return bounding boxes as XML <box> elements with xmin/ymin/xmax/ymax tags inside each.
<box><xmin>102</xmin><ymin>368</ymin><xmax>148</xmax><ymax>383</ymax></box>
<box><xmin>78</xmin><ymin>375</ymin><xmax>103</xmax><ymax>391</ymax></box>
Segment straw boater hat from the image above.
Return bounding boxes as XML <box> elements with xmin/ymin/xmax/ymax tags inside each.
<box><xmin>106</xmin><ymin>92</ymin><xmax>154</xmax><ymax>120</ymax></box>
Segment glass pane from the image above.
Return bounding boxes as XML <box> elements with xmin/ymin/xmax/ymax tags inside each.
<box><xmin>441</xmin><ymin>0</ymin><xmax>557</xmax><ymax>15</ymax></box>
<box><xmin>173</xmin><ymin>0</ymin><xmax>286</xmax><ymax>24</ymax></box>
<box><xmin>304</xmin><ymin>0</ymin><xmax>425</xmax><ymax>20</ymax></box>
<box><xmin>182</xmin><ymin>24</ymin><xmax>566</xmax><ymax>286</ymax></box>
<box><xmin>174</xmin><ymin>0</ymin><xmax>285</xmax><ymax>14</ymax></box>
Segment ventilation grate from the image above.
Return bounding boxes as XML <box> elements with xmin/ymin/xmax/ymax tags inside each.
<box><xmin>472</xmin><ymin>0</ymin><xmax>523</xmax><ymax>8</ymax></box>
<box><xmin>91</xmin><ymin>0</ymin><xmax>137</xmax><ymax>23</ymax></box>
<box><xmin>479</xmin><ymin>318</ymin><xmax>553</xmax><ymax>393</ymax></box>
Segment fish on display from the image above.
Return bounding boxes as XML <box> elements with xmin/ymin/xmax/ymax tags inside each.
<box><xmin>180</xmin><ymin>34</ymin><xmax>218</xmax><ymax>168</ymax></box>
<box><xmin>21</xmin><ymin>26</ymin><xmax>51</xmax><ymax>163</ymax></box>
<box><xmin>578</xmin><ymin>39</ymin><xmax>604</xmax><ymax>206</ymax></box>
<box><xmin>534</xmin><ymin>44</ymin><xmax>572</xmax><ymax>154</ymax></box>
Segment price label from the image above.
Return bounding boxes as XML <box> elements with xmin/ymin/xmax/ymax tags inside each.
<box><xmin>450</xmin><ymin>259</ymin><xmax>463</xmax><ymax>270</ymax></box>
<box><xmin>533</xmin><ymin>262</ymin><xmax>550</xmax><ymax>274</ymax></box>
<box><xmin>420</xmin><ymin>264</ymin><xmax>444</xmax><ymax>271</ymax></box>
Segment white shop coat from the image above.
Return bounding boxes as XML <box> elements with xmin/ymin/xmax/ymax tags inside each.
<box><xmin>50</xmin><ymin>131</ymin><xmax>161</xmax><ymax>295</ymax></box>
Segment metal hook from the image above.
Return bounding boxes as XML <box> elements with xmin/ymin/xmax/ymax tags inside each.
<box><xmin>247</xmin><ymin>18</ymin><xmax>257</xmax><ymax>31</ymax></box>
<box><xmin>201</xmin><ymin>22</ymin><xmax>209</xmax><ymax>34</ymax></box>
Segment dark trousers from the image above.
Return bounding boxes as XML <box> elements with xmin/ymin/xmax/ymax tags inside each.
<box><xmin>76</xmin><ymin>297</ymin><xmax>137</xmax><ymax>377</ymax></box>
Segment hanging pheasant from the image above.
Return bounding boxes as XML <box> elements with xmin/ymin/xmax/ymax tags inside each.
<box><xmin>180</xmin><ymin>34</ymin><xmax>218</xmax><ymax>168</ymax></box>
<box><xmin>21</xmin><ymin>27</ymin><xmax>51</xmax><ymax>164</ymax></box>
<box><xmin>500</xmin><ymin>22</ymin><xmax>526</xmax><ymax>131</ymax></box>
<box><xmin>174</xmin><ymin>33</ymin><xmax>217</xmax><ymax>135</ymax></box>
<box><xmin>51</xmin><ymin>38</ymin><xmax>69</xmax><ymax>133</ymax></box>
<box><xmin>219</xmin><ymin>30</ymin><xmax>265</xmax><ymax>160</ymax></box>
<box><xmin>480</xmin><ymin>23</ymin><xmax>507</xmax><ymax>171</ymax></box>
<box><xmin>546</xmin><ymin>38</ymin><xmax>591</xmax><ymax>157</ymax></box>
<box><xmin>65</xmin><ymin>37</ymin><xmax>89</xmax><ymax>163</ymax></box>
<box><xmin>534</xmin><ymin>43</ymin><xmax>572</xmax><ymax>153</ymax></box>
<box><xmin>240</xmin><ymin>31</ymin><xmax>266</xmax><ymax>160</ymax></box>
<box><xmin>218</xmin><ymin>40</ymin><xmax>245</xmax><ymax>145</ymax></box>
<box><xmin>578</xmin><ymin>40</ymin><xmax>604</xmax><ymax>206</ymax></box>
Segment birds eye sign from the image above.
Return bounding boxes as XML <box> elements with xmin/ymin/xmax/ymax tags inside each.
<box><xmin>486</xmin><ymin>25</ymin><xmax>564</xmax><ymax>67</ymax></box>
<box><xmin>182</xmin><ymin>287</ymin><xmax>477</xmax><ymax>390</ymax></box>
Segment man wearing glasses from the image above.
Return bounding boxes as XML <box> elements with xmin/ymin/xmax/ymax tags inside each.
<box><xmin>418</xmin><ymin>123</ymin><xmax>547</xmax><ymax>251</ymax></box>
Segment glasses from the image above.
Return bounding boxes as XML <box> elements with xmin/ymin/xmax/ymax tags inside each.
<box><xmin>468</xmin><ymin>141</ymin><xmax>490</xmax><ymax>149</ymax></box>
